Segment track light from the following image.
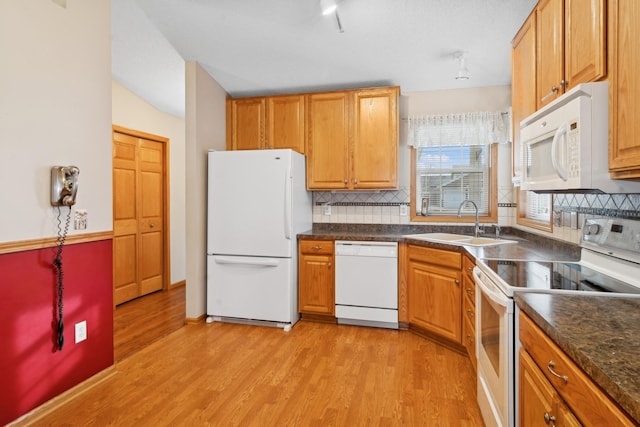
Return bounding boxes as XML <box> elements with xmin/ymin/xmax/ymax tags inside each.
<box><xmin>320</xmin><ymin>0</ymin><xmax>337</xmax><ymax>15</ymax></box>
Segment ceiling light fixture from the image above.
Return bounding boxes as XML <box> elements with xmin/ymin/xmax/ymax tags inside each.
<box><xmin>453</xmin><ymin>51</ymin><xmax>470</xmax><ymax>80</ymax></box>
<box><xmin>320</xmin><ymin>0</ymin><xmax>344</xmax><ymax>33</ymax></box>
<box><xmin>320</xmin><ymin>0</ymin><xmax>337</xmax><ymax>15</ymax></box>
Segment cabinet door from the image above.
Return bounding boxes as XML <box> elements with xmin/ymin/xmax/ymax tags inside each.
<box><xmin>609</xmin><ymin>0</ymin><xmax>640</xmax><ymax>175</ymax></box>
<box><xmin>408</xmin><ymin>259</ymin><xmax>462</xmax><ymax>343</ymax></box>
<box><xmin>306</xmin><ymin>92</ymin><xmax>350</xmax><ymax>189</ymax></box>
<box><xmin>564</xmin><ymin>0</ymin><xmax>606</xmax><ymax>90</ymax></box>
<box><xmin>267</xmin><ymin>95</ymin><xmax>305</xmax><ymax>153</ymax></box>
<box><xmin>298</xmin><ymin>242</ymin><xmax>334</xmax><ymax>315</ymax></box>
<box><xmin>511</xmin><ymin>12</ymin><xmax>536</xmax><ymax>184</ymax></box>
<box><xmin>519</xmin><ymin>349</ymin><xmax>557</xmax><ymax>427</ymax></box>
<box><xmin>227</xmin><ymin>98</ymin><xmax>266</xmax><ymax>150</ymax></box>
<box><xmin>351</xmin><ymin>87</ymin><xmax>399</xmax><ymax>189</ymax></box>
<box><xmin>519</xmin><ymin>349</ymin><xmax>581</xmax><ymax>427</ymax></box>
<box><xmin>536</xmin><ymin>0</ymin><xmax>564</xmax><ymax>107</ymax></box>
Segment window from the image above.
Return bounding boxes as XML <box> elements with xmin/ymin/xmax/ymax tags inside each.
<box><xmin>411</xmin><ymin>145</ymin><xmax>497</xmax><ymax>221</ymax></box>
<box><xmin>516</xmin><ymin>188</ymin><xmax>553</xmax><ymax>231</ymax></box>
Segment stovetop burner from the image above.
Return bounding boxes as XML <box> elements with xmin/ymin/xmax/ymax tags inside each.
<box><xmin>483</xmin><ymin>259</ymin><xmax>640</xmax><ymax>294</ymax></box>
<box><xmin>476</xmin><ymin>217</ymin><xmax>640</xmax><ymax>297</ymax></box>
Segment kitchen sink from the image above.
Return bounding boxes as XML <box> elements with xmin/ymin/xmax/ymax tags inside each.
<box><xmin>405</xmin><ymin>233</ymin><xmax>517</xmax><ymax>247</ymax></box>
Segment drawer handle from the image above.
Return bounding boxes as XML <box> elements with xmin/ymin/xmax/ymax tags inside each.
<box><xmin>466</xmin><ymin>267</ymin><xmax>473</xmax><ymax>272</ymax></box>
<box><xmin>311</xmin><ymin>245</ymin><xmax>322</xmax><ymax>250</ymax></box>
<box><xmin>547</xmin><ymin>360</ymin><xmax>568</xmax><ymax>384</ymax></box>
<box><xmin>327</xmin><ymin>262</ymin><xmax>332</xmax><ymax>269</ymax></box>
<box><xmin>544</xmin><ymin>412</ymin><xmax>556</xmax><ymax>425</ymax></box>
<box><xmin>455</xmin><ymin>279</ymin><xmax>460</xmax><ymax>285</ymax></box>
<box><xmin>542</xmin><ymin>85</ymin><xmax>560</xmax><ymax>102</ymax></box>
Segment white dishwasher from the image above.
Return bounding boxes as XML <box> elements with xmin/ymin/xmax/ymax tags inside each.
<box><xmin>334</xmin><ymin>241</ymin><xmax>398</xmax><ymax>329</ymax></box>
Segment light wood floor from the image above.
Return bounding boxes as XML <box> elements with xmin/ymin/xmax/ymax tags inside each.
<box><xmin>30</xmin><ymin>288</ymin><xmax>485</xmax><ymax>426</ymax></box>
<box><xmin>114</xmin><ymin>284</ymin><xmax>186</xmax><ymax>362</ymax></box>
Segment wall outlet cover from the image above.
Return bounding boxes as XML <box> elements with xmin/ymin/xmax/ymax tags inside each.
<box><xmin>75</xmin><ymin>320</ymin><xmax>87</xmax><ymax>343</ymax></box>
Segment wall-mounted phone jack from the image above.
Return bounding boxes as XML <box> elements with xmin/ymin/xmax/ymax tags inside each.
<box><xmin>74</xmin><ymin>209</ymin><xmax>87</xmax><ymax>230</ymax></box>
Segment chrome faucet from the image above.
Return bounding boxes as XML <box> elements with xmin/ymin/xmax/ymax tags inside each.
<box><xmin>457</xmin><ymin>200</ymin><xmax>480</xmax><ymax>238</ymax></box>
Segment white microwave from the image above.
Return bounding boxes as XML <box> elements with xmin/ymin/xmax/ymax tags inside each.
<box><xmin>520</xmin><ymin>81</ymin><xmax>638</xmax><ymax>193</ymax></box>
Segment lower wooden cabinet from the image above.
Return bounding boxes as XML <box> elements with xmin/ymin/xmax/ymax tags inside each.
<box><xmin>519</xmin><ymin>349</ymin><xmax>581</xmax><ymax>427</ymax></box>
<box><xmin>407</xmin><ymin>245</ymin><xmax>462</xmax><ymax>344</ymax></box>
<box><xmin>298</xmin><ymin>240</ymin><xmax>334</xmax><ymax>316</ymax></box>
<box><xmin>519</xmin><ymin>312</ymin><xmax>636</xmax><ymax>426</ymax></box>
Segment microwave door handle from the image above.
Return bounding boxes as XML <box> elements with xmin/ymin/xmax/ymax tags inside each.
<box><xmin>551</xmin><ymin>123</ymin><xmax>569</xmax><ymax>181</ymax></box>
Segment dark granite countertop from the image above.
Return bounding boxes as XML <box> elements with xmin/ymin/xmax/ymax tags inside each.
<box><xmin>298</xmin><ymin>224</ymin><xmax>581</xmax><ymax>262</ymax></box>
<box><xmin>516</xmin><ymin>293</ymin><xmax>640</xmax><ymax>424</ymax></box>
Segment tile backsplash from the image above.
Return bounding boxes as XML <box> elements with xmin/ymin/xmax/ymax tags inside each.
<box><xmin>312</xmin><ymin>185</ymin><xmax>516</xmax><ymax>225</ymax></box>
<box><xmin>553</xmin><ymin>193</ymin><xmax>640</xmax><ymax>219</ymax></box>
<box><xmin>312</xmin><ymin>189</ymin><xmax>640</xmax><ymax>245</ymax></box>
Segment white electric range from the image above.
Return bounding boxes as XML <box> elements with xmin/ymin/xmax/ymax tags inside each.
<box><xmin>472</xmin><ymin>217</ymin><xmax>640</xmax><ymax>427</ymax></box>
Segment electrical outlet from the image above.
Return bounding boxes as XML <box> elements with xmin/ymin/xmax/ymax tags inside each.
<box><xmin>323</xmin><ymin>204</ymin><xmax>331</xmax><ymax>216</ymax></box>
<box><xmin>399</xmin><ymin>204</ymin><xmax>408</xmax><ymax>216</ymax></box>
<box><xmin>75</xmin><ymin>320</ymin><xmax>87</xmax><ymax>343</ymax></box>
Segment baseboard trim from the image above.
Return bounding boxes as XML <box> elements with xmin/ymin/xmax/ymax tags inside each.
<box><xmin>185</xmin><ymin>314</ymin><xmax>206</xmax><ymax>324</ymax></box>
<box><xmin>8</xmin><ymin>365</ymin><xmax>117</xmax><ymax>426</ymax></box>
<box><xmin>170</xmin><ymin>280</ymin><xmax>186</xmax><ymax>288</ymax></box>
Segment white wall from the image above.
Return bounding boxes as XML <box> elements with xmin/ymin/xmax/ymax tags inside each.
<box><xmin>185</xmin><ymin>61</ymin><xmax>227</xmax><ymax>319</ymax></box>
<box><xmin>112</xmin><ymin>81</ymin><xmax>186</xmax><ymax>284</ymax></box>
<box><xmin>0</xmin><ymin>0</ymin><xmax>112</xmax><ymax>243</ymax></box>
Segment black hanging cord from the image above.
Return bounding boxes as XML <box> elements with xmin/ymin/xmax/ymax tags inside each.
<box><xmin>54</xmin><ymin>206</ymin><xmax>71</xmax><ymax>351</ymax></box>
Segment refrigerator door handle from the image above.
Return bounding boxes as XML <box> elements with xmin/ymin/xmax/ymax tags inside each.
<box><xmin>284</xmin><ymin>167</ymin><xmax>292</xmax><ymax>240</ymax></box>
<box><xmin>213</xmin><ymin>256</ymin><xmax>279</xmax><ymax>267</ymax></box>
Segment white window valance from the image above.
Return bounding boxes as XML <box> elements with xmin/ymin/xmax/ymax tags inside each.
<box><xmin>407</xmin><ymin>111</ymin><xmax>510</xmax><ymax>147</ymax></box>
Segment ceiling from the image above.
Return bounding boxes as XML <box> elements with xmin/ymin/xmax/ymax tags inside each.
<box><xmin>111</xmin><ymin>0</ymin><xmax>537</xmax><ymax>118</ymax></box>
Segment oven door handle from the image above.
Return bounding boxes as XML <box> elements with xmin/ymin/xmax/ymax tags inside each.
<box><xmin>473</xmin><ymin>267</ymin><xmax>510</xmax><ymax>308</ymax></box>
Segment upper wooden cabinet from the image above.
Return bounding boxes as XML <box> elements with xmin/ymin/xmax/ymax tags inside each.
<box><xmin>511</xmin><ymin>11</ymin><xmax>537</xmax><ymax>185</ymax></box>
<box><xmin>306</xmin><ymin>91</ymin><xmax>351</xmax><ymax>189</ymax></box>
<box><xmin>307</xmin><ymin>86</ymin><xmax>399</xmax><ymax>190</ymax></box>
<box><xmin>226</xmin><ymin>97</ymin><xmax>266</xmax><ymax>151</ymax></box>
<box><xmin>226</xmin><ymin>94</ymin><xmax>305</xmax><ymax>153</ymax></box>
<box><xmin>608</xmin><ymin>0</ymin><xmax>640</xmax><ymax>177</ymax></box>
<box><xmin>535</xmin><ymin>0</ymin><xmax>606</xmax><ymax>107</ymax></box>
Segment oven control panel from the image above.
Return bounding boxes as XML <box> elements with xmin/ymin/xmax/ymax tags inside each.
<box><xmin>582</xmin><ymin>217</ymin><xmax>640</xmax><ymax>256</ymax></box>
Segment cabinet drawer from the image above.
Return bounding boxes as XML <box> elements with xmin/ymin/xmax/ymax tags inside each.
<box><xmin>519</xmin><ymin>312</ymin><xmax>635</xmax><ymax>426</ymax></box>
<box><xmin>299</xmin><ymin>240</ymin><xmax>334</xmax><ymax>255</ymax></box>
<box><xmin>463</xmin><ymin>308</ymin><xmax>476</xmax><ymax>369</ymax></box>
<box><xmin>463</xmin><ymin>255</ymin><xmax>475</xmax><ymax>277</ymax></box>
<box><xmin>408</xmin><ymin>245</ymin><xmax>461</xmax><ymax>269</ymax></box>
<box><xmin>463</xmin><ymin>292</ymin><xmax>475</xmax><ymax>327</ymax></box>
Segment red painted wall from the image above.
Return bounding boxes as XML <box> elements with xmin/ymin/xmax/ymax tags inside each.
<box><xmin>0</xmin><ymin>239</ymin><xmax>113</xmax><ymax>425</ymax></box>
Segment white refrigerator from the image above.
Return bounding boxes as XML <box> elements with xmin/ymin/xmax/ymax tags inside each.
<box><xmin>206</xmin><ymin>149</ymin><xmax>312</xmax><ymax>331</ymax></box>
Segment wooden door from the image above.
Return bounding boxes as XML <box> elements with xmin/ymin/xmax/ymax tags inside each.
<box><xmin>351</xmin><ymin>87</ymin><xmax>399</xmax><ymax>189</ymax></box>
<box><xmin>536</xmin><ymin>0</ymin><xmax>564</xmax><ymax>107</ymax></box>
<box><xmin>408</xmin><ymin>260</ymin><xmax>462</xmax><ymax>343</ymax></box>
<box><xmin>113</xmin><ymin>128</ymin><xmax>168</xmax><ymax>305</ymax></box>
<box><xmin>519</xmin><ymin>349</ymin><xmax>557</xmax><ymax>427</ymax></box>
<box><xmin>306</xmin><ymin>92</ymin><xmax>350</xmax><ymax>189</ymax></box>
<box><xmin>227</xmin><ymin>98</ymin><xmax>266</xmax><ymax>150</ymax></box>
<box><xmin>298</xmin><ymin>241</ymin><xmax>334</xmax><ymax>315</ymax></box>
<box><xmin>564</xmin><ymin>0</ymin><xmax>606</xmax><ymax>90</ymax></box>
<box><xmin>609</xmin><ymin>0</ymin><xmax>640</xmax><ymax>175</ymax></box>
<box><xmin>511</xmin><ymin>12</ymin><xmax>536</xmax><ymax>183</ymax></box>
<box><xmin>267</xmin><ymin>95</ymin><xmax>305</xmax><ymax>153</ymax></box>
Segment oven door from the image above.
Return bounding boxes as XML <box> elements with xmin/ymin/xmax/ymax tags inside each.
<box><xmin>473</xmin><ymin>267</ymin><xmax>515</xmax><ymax>427</ymax></box>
